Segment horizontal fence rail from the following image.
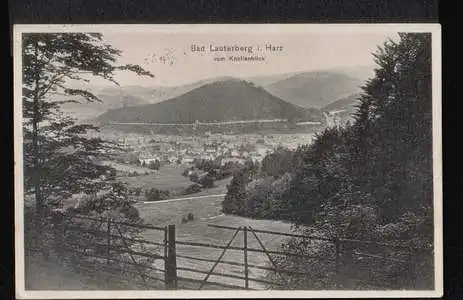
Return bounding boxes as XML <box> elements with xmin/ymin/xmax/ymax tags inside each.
<box><xmin>46</xmin><ymin>212</ymin><xmax>172</xmax><ymax>289</ymax></box>
<box><xmin>39</xmin><ymin>212</ymin><xmax>424</xmax><ymax>291</ymax></box>
<box><xmin>63</xmin><ymin>213</ymin><xmax>166</xmax><ymax>231</ymax></box>
<box><xmin>172</xmin><ymin>223</ymin><xmax>417</xmax><ymax>290</ymax></box>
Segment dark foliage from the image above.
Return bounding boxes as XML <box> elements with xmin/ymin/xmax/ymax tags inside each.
<box><xmin>223</xmin><ymin>33</ymin><xmax>434</xmax><ymax>289</ymax></box>
<box><xmin>183</xmin><ymin>184</ymin><xmax>202</xmax><ymax>195</ymax></box>
<box><xmin>22</xmin><ymin>33</ymin><xmax>153</xmax><ymax>257</ymax></box>
<box><xmin>144</xmin><ymin>188</ymin><xmax>170</xmax><ymax>202</ymax></box>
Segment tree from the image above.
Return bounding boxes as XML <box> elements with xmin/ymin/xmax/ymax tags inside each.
<box><xmin>22</xmin><ymin>33</ymin><xmax>153</xmax><ymax>236</ymax></box>
<box><xmin>147</xmin><ymin>160</ymin><xmax>160</xmax><ymax>170</ymax></box>
<box><xmin>269</xmin><ymin>33</ymin><xmax>433</xmax><ymax>289</ymax></box>
<box><xmin>154</xmin><ymin>159</ymin><xmax>161</xmax><ymax>170</ymax></box>
<box><xmin>189</xmin><ymin>171</ymin><xmax>199</xmax><ymax>183</ymax></box>
<box><xmin>199</xmin><ymin>174</ymin><xmax>215</xmax><ymax>189</ymax></box>
<box><xmin>260</xmin><ymin>147</ymin><xmax>294</xmax><ymax>178</ymax></box>
<box><xmin>223</xmin><ymin>170</ymin><xmax>251</xmax><ymax>215</ymax></box>
<box><xmin>145</xmin><ymin>188</ymin><xmax>169</xmax><ymax>202</ymax></box>
<box><xmin>184</xmin><ymin>183</ymin><xmax>202</xmax><ymax>195</ymax></box>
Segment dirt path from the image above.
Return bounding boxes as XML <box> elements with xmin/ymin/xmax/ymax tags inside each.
<box><xmin>140</xmin><ymin>193</ymin><xmax>226</xmax><ymax>204</ymax></box>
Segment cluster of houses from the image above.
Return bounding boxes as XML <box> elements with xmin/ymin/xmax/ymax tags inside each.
<box><xmin>99</xmin><ymin>130</ymin><xmax>317</xmax><ymax>168</ymax></box>
<box><xmin>136</xmin><ymin>133</ymin><xmax>317</xmax><ymax>168</ymax></box>
<box><xmin>137</xmin><ymin>140</ymin><xmax>270</xmax><ymax>167</ymax></box>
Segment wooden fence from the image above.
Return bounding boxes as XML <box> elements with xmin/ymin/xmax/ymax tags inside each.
<box><xmin>172</xmin><ymin>224</ymin><xmax>421</xmax><ymax>290</ymax></box>
<box><xmin>47</xmin><ymin>213</ymin><xmax>178</xmax><ymax>289</ymax></box>
<box><xmin>43</xmin><ymin>214</ymin><xmax>428</xmax><ymax>290</ymax></box>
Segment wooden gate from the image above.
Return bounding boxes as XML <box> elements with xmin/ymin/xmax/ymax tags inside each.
<box><xmin>170</xmin><ymin>223</ymin><xmax>416</xmax><ymax>290</ymax></box>
<box><xmin>172</xmin><ymin>224</ymin><xmax>323</xmax><ymax>289</ymax></box>
<box><xmin>46</xmin><ymin>214</ymin><xmax>418</xmax><ymax>290</ymax></box>
<box><xmin>50</xmin><ymin>213</ymin><xmax>178</xmax><ymax>289</ymax></box>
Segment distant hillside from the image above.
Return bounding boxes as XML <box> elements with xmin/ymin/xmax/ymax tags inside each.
<box><xmin>326</xmin><ymin>66</ymin><xmax>375</xmax><ymax>83</ymax></box>
<box><xmin>59</xmin><ymin>79</ymin><xmax>237</xmax><ymax>121</ymax></box>
<box><xmin>243</xmin><ymin>72</ymin><xmax>301</xmax><ymax>87</ymax></box>
<box><xmin>263</xmin><ymin>71</ymin><xmax>364</xmax><ymax>109</ymax></box>
<box><xmin>60</xmin><ymin>92</ymin><xmax>149</xmax><ymax>122</ymax></box>
<box><xmin>149</xmin><ymin>76</ymin><xmax>237</xmax><ymax>103</ymax></box>
<box><xmin>60</xmin><ymin>68</ymin><xmax>370</xmax><ymax>122</ymax></box>
<box><xmin>95</xmin><ymin>79</ymin><xmax>319</xmax><ymax>125</ymax></box>
<box><xmin>322</xmin><ymin>93</ymin><xmax>362</xmax><ymax>112</ymax></box>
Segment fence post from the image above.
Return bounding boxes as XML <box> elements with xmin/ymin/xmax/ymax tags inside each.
<box><xmin>106</xmin><ymin>217</ymin><xmax>111</xmax><ymax>266</ymax></box>
<box><xmin>243</xmin><ymin>226</ymin><xmax>249</xmax><ymax>289</ymax></box>
<box><xmin>408</xmin><ymin>246</ymin><xmax>415</xmax><ymax>288</ymax></box>
<box><xmin>164</xmin><ymin>226</ymin><xmax>169</xmax><ymax>289</ymax></box>
<box><xmin>167</xmin><ymin>224</ymin><xmax>177</xmax><ymax>289</ymax></box>
<box><xmin>55</xmin><ymin>213</ymin><xmax>65</xmax><ymax>260</ymax></box>
<box><xmin>335</xmin><ymin>239</ymin><xmax>340</xmax><ymax>275</ymax></box>
<box><xmin>60</xmin><ymin>216</ymin><xmax>66</xmax><ymax>260</ymax></box>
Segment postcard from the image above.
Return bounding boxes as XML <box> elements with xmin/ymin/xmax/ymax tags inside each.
<box><xmin>14</xmin><ymin>24</ymin><xmax>442</xmax><ymax>298</ymax></box>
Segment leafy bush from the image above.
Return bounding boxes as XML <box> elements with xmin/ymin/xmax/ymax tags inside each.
<box><xmin>199</xmin><ymin>174</ymin><xmax>215</xmax><ymax>188</ymax></box>
<box><xmin>260</xmin><ymin>147</ymin><xmax>294</xmax><ymax>178</ymax></box>
<box><xmin>147</xmin><ymin>160</ymin><xmax>161</xmax><ymax>170</ymax></box>
<box><xmin>144</xmin><ymin>188</ymin><xmax>170</xmax><ymax>202</ymax></box>
<box><xmin>183</xmin><ymin>184</ymin><xmax>202</xmax><ymax>195</ymax></box>
<box><xmin>189</xmin><ymin>172</ymin><xmax>199</xmax><ymax>183</ymax></box>
<box><xmin>182</xmin><ymin>167</ymin><xmax>194</xmax><ymax>177</ymax></box>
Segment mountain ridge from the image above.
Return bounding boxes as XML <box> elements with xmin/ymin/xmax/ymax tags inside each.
<box><xmin>60</xmin><ymin>67</ymin><xmax>372</xmax><ymax>122</ymax></box>
<box><xmin>263</xmin><ymin>71</ymin><xmax>364</xmax><ymax>109</ymax></box>
<box><xmin>95</xmin><ymin>79</ymin><xmax>320</xmax><ymax>126</ymax></box>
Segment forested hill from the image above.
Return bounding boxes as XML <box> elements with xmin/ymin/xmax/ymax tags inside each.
<box><xmin>322</xmin><ymin>93</ymin><xmax>362</xmax><ymax>112</ymax></box>
<box><xmin>263</xmin><ymin>71</ymin><xmax>363</xmax><ymax>109</ymax></box>
<box><xmin>95</xmin><ymin>79</ymin><xmax>319</xmax><ymax>125</ymax></box>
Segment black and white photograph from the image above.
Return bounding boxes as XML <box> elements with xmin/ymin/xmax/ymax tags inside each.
<box><xmin>14</xmin><ymin>24</ymin><xmax>442</xmax><ymax>298</ymax></box>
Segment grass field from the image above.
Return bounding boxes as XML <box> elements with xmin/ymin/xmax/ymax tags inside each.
<box><xmin>103</xmin><ymin>161</ymin><xmax>155</xmax><ymax>174</ymax></box>
<box><xmin>119</xmin><ymin>163</ymin><xmax>232</xmax><ymax>197</ymax></box>
<box><xmin>173</xmin><ymin>214</ymin><xmax>295</xmax><ymax>289</ymax></box>
<box><xmin>135</xmin><ymin>195</ymin><xmax>296</xmax><ymax>289</ymax></box>
<box><xmin>119</xmin><ymin>164</ymin><xmax>193</xmax><ymax>193</ymax></box>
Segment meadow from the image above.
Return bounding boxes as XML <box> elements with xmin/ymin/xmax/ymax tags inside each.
<box><xmin>135</xmin><ymin>195</ymin><xmax>295</xmax><ymax>289</ymax></box>
<box><xmin>119</xmin><ymin>163</ymin><xmax>232</xmax><ymax>197</ymax></box>
<box><xmin>118</xmin><ymin>163</ymin><xmax>193</xmax><ymax>194</ymax></box>
<box><xmin>103</xmin><ymin>160</ymin><xmax>155</xmax><ymax>175</ymax></box>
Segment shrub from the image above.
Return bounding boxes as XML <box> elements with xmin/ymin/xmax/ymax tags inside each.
<box><xmin>189</xmin><ymin>172</ymin><xmax>199</xmax><ymax>183</ymax></box>
<box><xmin>183</xmin><ymin>184</ymin><xmax>202</xmax><ymax>195</ymax></box>
<box><xmin>144</xmin><ymin>188</ymin><xmax>170</xmax><ymax>202</ymax></box>
<box><xmin>199</xmin><ymin>174</ymin><xmax>215</xmax><ymax>188</ymax></box>
<box><xmin>187</xmin><ymin>213</ymin><xmax>194</xmax><ymax>221</ymax></box>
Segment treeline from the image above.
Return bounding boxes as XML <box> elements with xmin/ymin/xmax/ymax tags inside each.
<box><xmin>187</xmin><ymin>158</ymin><xmax>244</xmax><ymax>180</ymax></box>
<box><xmin>181</xmin><ymin>158</ymin><xmax>246</xmax><ymax>191</ymax></box>
<box><xmin>127</xmin><ymin>187</ymin><xmax>170</xmax><ymax>202</ymax></box>
<box><xmin>182</xmin><ymin>153</ymin><xmax>295</xmax><ymax>198</ymax></box>
<box><xmin>222</xmin><ymin>147</ymin><xmax>299</xmax><ymax>219</ymax></box>
<box><xmin>223</xmin><ymin>33</ymin><xmax>434</xmax><ymax>288</ymax></box>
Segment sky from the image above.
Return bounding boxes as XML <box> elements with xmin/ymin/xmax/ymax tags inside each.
<box><xmin>81</xmin><ymin>30</ymin><xmax>400</xmax><ymax>87</ymax></box>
